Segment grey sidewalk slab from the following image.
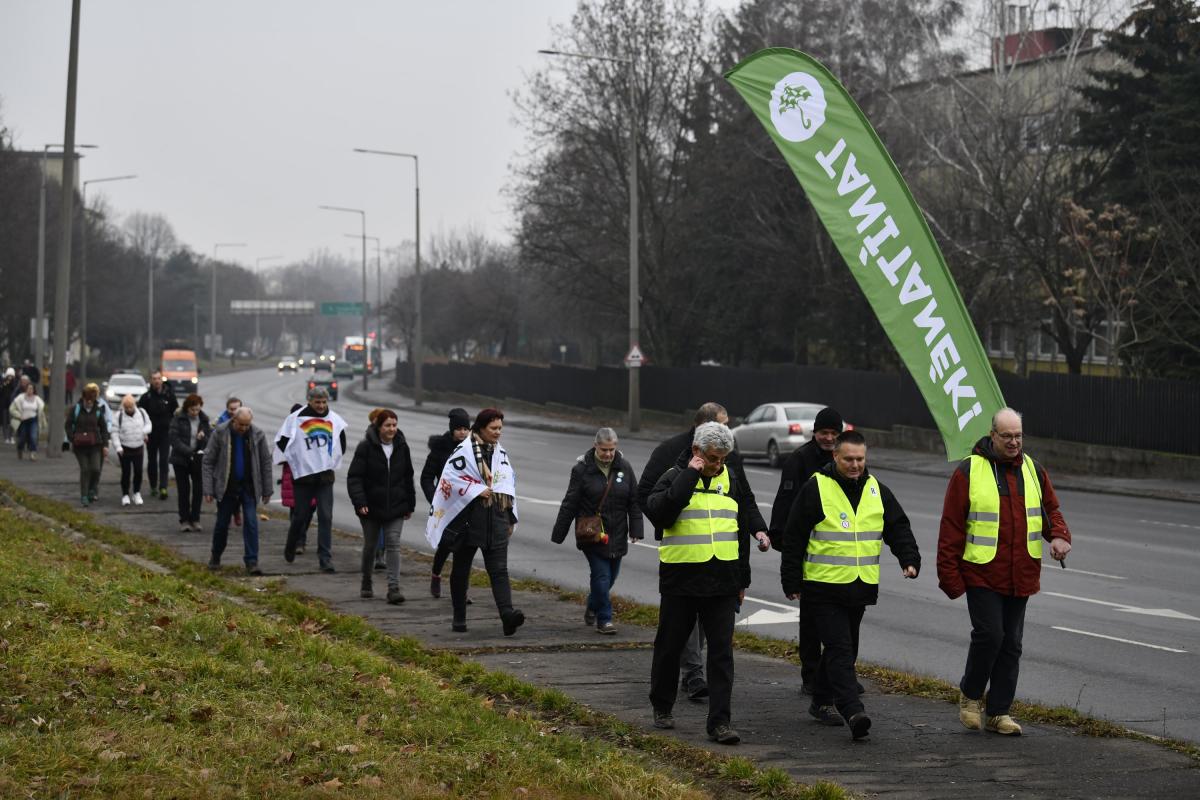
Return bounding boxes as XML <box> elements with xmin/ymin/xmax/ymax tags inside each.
<box><xmin>2</xmin><ymin>450</ymin><xmax>1197</xmax><ymax>800</ymax></box>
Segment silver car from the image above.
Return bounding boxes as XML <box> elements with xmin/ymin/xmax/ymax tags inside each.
<box><xmin>732</xmin><ymin>402</ymin><xmax>849</xmax><ymax>467</ymax></box>
<box><xmin>103</xmin><ymin>372</ymin><xmax>148</xmax><ymax>408</ymax></box>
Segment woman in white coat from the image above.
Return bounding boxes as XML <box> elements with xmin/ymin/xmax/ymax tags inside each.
<box><xmin>112</xmin><ymin>394</ymin><xmax>153</xmax><ymax>505</ymax></box>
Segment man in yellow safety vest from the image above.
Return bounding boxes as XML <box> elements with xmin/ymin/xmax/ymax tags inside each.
<box><xmin>645</xmin><ymin>421</ymin><xmax>765</xmax><ymax>745</ymax></box>
<box><xmin>781</xmin><ymin>429</ymin><xmax>920</xmax><ymax>740</ymax></box>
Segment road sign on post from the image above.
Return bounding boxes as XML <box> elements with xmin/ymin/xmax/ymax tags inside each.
<box><xmin>624</xmin><ymin>344</ymin><xmax>645</xmax><ymax>368</ymax></box>
<box><xmin>320</xmin><ymin>302</ymin><xmax>365</xmax><ymax>316</ymax></box>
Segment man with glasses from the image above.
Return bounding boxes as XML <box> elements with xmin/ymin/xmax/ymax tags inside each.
<box><xmin>937</xmin><ymin>407</ymin><xmax>1072</xmax><ymax>736</ymax></box>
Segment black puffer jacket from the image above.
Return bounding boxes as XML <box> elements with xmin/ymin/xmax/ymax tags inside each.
<box><xmin>168</xmin><ymin>410</ymin><xmax>212</xmax><ymax>467</ymax></box>
<box><xmin>346</xmin><ymin>425</ymin><xmax>416</xmax><ymax>522</ymax></box>
<box><xmin>551</xmin><ymin>449</ymin><xmax>644</xmax><ymax>558</ymax></box>
<box><xmin>420</xmin><ymin>431</ymin><xmax>458</xmax><ymax>504</ymax></box>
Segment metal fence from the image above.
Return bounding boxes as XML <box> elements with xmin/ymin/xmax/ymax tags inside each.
<box><xmin>396</xmin><ymin>361</ymin><xmax>1200</xmax><ymax>456</ymax></box>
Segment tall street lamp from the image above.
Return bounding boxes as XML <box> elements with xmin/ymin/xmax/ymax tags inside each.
<box><xmin>352</xmin><ymin>148</ymin><xmax>422</xmax><ymax>404</ymax></box>
<box><xmin>319</xmin><ymin>205</ymin><xmax>369</xmax><ymax>390</ymax></box>
<box><xmin>538</xmin><ymin>48</ymin><xmax>640</xmax><ymax>430</ymax></box>
<box><xmin>80</xmin><ymin>173</ymin><xmax>137</xmax><ymax>382</ymax></box>
<box><xmin>344</xmin><ymin>232</ymin><xmax>382</xmax><ymax>374</ymax></box>
<box><xmin>254</xmin><ymin>255</ymin><xmax>283</xmax><ymax>354</ymax></box>
<box><xmin>211</xmin><ymin>242</ymin><xmax>246</xmax><ymax>361</ymax></box>
<box><xmin>36</xmin><ymin>142</ymin><xmax>96</xmax><ymax>376</ymax></box>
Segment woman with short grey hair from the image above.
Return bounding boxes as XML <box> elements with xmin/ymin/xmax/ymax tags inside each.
<box><xmin>551</xmin><ymin>427</ymin><xmax>644</xmax><ymax>634</ymax></box>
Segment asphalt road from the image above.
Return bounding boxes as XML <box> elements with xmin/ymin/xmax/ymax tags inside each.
<box><xmin>205</xmin><ymin>365</ymin><xmax>1200</xmax><ymax>744</ymax></box>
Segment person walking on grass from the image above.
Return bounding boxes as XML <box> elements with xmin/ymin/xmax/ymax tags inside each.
<box><xmin>348</xmin><ymin>409</ymin><xmax>416</xmax><ymax>604</ymax></box>
<box><xmin>420</xmin><ymin>407</ymin><xmax>472</xmax><ymax>598</ymax></box>
<box><xmin>111</xmin><ymin>395</ymin><xmax>153</xmax><ymax>506</ymax></box>
<box><xmin>10</xmin><ymin>378</ymin><xmax>46</xmax><ymax>461</ymax></box>
<box><xmin>65</xmin><ymin>383</ymin><xmax>110</xmax><ymax>506</ymax></box>
<box><xmin>203</xmin><ymin>407</ymin><xmax>273</xmax><ymax>575</ymax></box>
<box><xmin>169</xmin><ymin>394</ymin><xmax>211</xmax><ymax>532</ymax></box>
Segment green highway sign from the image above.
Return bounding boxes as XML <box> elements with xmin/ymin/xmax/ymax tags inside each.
<box><xmin>320</xmin><ymin>302</ymin><xmax>365</xmax><ymax>316</ymax></box>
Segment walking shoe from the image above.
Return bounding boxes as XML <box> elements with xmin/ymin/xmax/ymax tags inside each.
<box><xmin>283</xmin><ymin>542</ymin><xmax>296</xmax><ymax>563</ymax></box>
<box><xmin>320</xmin><ymin>563</ymin><xmax>336</xmax><ymax>574</ymax></box>
<box><xmin>596</xmin><ymin>622</ymin><xmax>617</xmax><ymax>635</ymax></box>
<box><xmin>28</xmin><ymin>452</ymin><xmax>36</xmax><ymax>461</ymax></box>
<box><xmin>683</xmin><ymin>675</ymin><xmax>709</xmax><ymax>701</ymax></box>
<box><xmin>374</xmin><ymin>554</ymin><xmax>386</xmax><ymax>571</ymax></box>
<box><xmin>246</xmin><ymin>562</ymin><xmax>263</xmax><ymax>576</ymax></box>
<box><xmin>501</xmin><ymin>609</ymin><xmax>525</xmax><ymax>636</ymax></box>
<box><xmin>848</xmin><ymin>712</ymin><xmax>872</xmax><ymax>740</ymax></box>
<box><xmin>207</xmin><ymin>559</ymin><xmax>220</xmax><ymax>571</ymax></box>
<box><xmin>190</xmin><ymin>521</ymin><xmax>203</xmax><ymax>532</ymax></box>
<box><xmin>295</xmin><ymin>544</ymin><xmax>306</xmax><ymax>555</ymax></box>
<box><xmin>452</xmin><ymin>620</ymin><xmax>468</xmax><ymax>633</ymax></box>
<box><xmin>429</xmin><ymin>574</ymin><xmax>441</xmax><ymax>598</ymax></box>
<box><xmin>179</xmin><ymin>522</ymin><xmax>190</xmax><ymax>532</ymax></box>
<box><xmin>89</xmin><ymin>492</ymin><xmax>98</xmax><ymax>502</ymax></box>
<box><xmin>652</xmin><ymin>709</ymin><xmax>675</xmax><ymax>729</ymax></box>
<box><xmin>386</xmin><ymin>588</ymin><xmax>405</xmax><ymax>605</ymax></box>
<box><xmin>81</xmin><ymin>496</ymin><xmax>90</xmax><ymax>507</ymax></box>
<box><xmin>808</xmin><ymin>703</ymin><xmax>845</xmax><ymax>726</ymax></box>
<box><xmin>132</xmin><ymin>492</ymin><xmax>144</xmax><ymax>505</ymax></box>
<box><xmin>583</xmin><ymin>607</ymin><xmax>596</xmax><ymax>626</ymax></box>
<box><xmin>958</xmin><ymin>693</ymin><xmax>983</xmax><ymax>731</ymax></box>
<box><xmin>360</xmin><ymin>585</ymin><xmax>374</xmax><ymax>599</ymax></box>
<box><xmin>159</xmin><ymin>488</ymin><xmax>168</xmax><ymax>500</ymax></box>
<box><xmin>121</xmin><ymin>495</ymin><xmax>131</xmax><ymax>507</ymax></box>
<box><xmin>984</xmin><ymin>714</ymin><xmax>1022</xmax><ymax>735</ymax></box>
<box><xmin>707</xmin><ymin>723</ymin><xmax>741</xmax><ymax>745</ymax></box>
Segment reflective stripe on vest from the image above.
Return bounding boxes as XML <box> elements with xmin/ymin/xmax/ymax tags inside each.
<box><xmin>660</xmin><ymin>467</ymin><xmax>741</xmax><ymax>564</ymax></box>
<box><xmin>964</xmin><ymin>454</ymin><xmax>1044</xmax><ymax>564</ymax></box>
<box><xmin>804</xmin><ymin>474</ymin><xmax>885</xmax><ymax>584</ymax></box>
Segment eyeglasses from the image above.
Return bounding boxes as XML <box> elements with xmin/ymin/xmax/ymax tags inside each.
<box><xmin>993</xmin><ymin>432</ymin><xmax>1023</xmax><ymax>442</ymax></box>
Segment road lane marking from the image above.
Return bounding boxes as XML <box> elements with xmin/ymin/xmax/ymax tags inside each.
<box><xmin>1044</xmin><ymin>591</ymin><xmax>1200</xmax><ymax>622</ymax></box>
<box><xmin>739</xmin><ymin>608</ymin><xmax>799</xmax><ymax>626</ymax></box>
<box><xmin>1044</xmin><ymin>564</ymin><xmax>1127</xmax><ymax>580</ymax></box>
<box><xmin>1138</xmin><ymin>518</ymin><xmax>1200</xmax><ymax>531</ymax></box>
<box><xmin>1051</xmin><ymin>627</ymin><xmax>1187</xmax><ymax>653</ymax></box>
<box><xmin>518</xmin><ymin>496</ymin><xmax>561</xmax><ymax>506</ymax></box>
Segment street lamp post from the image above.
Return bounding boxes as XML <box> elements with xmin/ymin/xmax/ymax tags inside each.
<box><xmin>538</xmin><ymin>48</ymin><xmax>640</xmax><ymax>430</ymax></box>
<box><xmin>344</xmin><ymin>233</ymin><xmax>381</xmax><ymax>374</ymax></box>
<box><xmin>80</xmin><ymin>174</ymin><xmax>136</xmax><ymax>382</ymax></box>
<box><xmin>211</xmin><ymin>242</ymin><xmax>246</xmax><ymax>362</ymax></box>
<box><xmin>352</xmin><ymin>148</ymin><xmax>422</xmax><ymax>404</ymax></box>
<box><xmin>254</xmin><ymin>255</ymin><xmax>283</xmax><ymax>353</ymax></box>
<box><xmin>35</xmin><ymin>142</ymin><xmax>95</xmax><ymax>376</ymax></box>
<box><xmin>319</xmin><ymin>205</ymin><xmax>369</xmax><ymax>390</ymax></box>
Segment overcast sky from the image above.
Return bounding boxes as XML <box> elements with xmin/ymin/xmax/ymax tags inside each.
<box><xmin>0</xmin><ymin>1</ymin><xmax>593</xmax><ymax>267</ymax></box>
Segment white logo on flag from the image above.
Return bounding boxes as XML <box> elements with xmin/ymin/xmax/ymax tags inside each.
<box><xmin>769</xmin><ymin>72</ymin><xmax>826</xmax><ymax>143</ymax></box>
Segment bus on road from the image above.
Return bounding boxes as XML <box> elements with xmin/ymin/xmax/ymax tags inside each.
<box><xmin>342</xmin><ymin>336</ymin><xmax>372</xmax><ymax>375</ymax></box>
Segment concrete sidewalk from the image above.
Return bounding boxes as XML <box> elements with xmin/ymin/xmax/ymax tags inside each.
<box><xmin>2</xmin><ymin>450</ymin><xmax>1195</xmax><ymax>799</ymax></box>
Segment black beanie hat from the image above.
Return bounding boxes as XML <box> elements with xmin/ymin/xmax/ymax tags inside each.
<box><xmin>448</xmin><ymin>407</ymin><xmax>471</xmax><ymax>431</ymax></box>
<box><xmin>813</xmin><ymin>407</ymin><xmax>843</xmax><ymax>432</ymax></box>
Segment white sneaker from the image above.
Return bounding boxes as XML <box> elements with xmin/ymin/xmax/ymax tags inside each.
<box><xmin>133</xmin><ymin>492</ymin><xmax>144</xmax><ymax>505</ymax></box>
<box><xmin>121</xmin><ymin>495</ymin><xmax>131</xmax><ymax>507</ymax></box>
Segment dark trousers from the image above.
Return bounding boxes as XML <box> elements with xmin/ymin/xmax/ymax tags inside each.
<box><xmin>212</xmin><ymin>486</ymin><xmax>259</xmax><ymax>565</ymax></box>
<box><xmin>449</xmin><ymin>538</ymin><xmax>513</xmax><ymax>621</ymax></box>
<box><xmin>119</xmin><ymin>446</ymin><xmax>144</xmax><ymax>495</ymax></box>
<box><xmin>286</xmin><ymin>480</ymin><xmax>333</xmax><ymax>566</ymax></box>
<box><xmin>146</xmin><ymin>429</ymin><xmax>171</xmax><ymax>492</ymax></box>
<box><xmin>811</xmin><ymin>601</ymin><xmax>866</xmax><ymax>719</ymax></box>
<box><xmin>960</xmin><ymin>587</ymin><xmax>1028</xmax><ymax>716</ymax></box>
<box><xmin>174</xmin><ymin>459</ymin><xmax>203</xmax><ymax>523</ymax></box>
<box><xmin>73</xmin><ymin>446</ymin><xmax>103</xmax><ymax>498</ymax></box>
<box><xmin>649</xmin><ymin>593</ymin><xmax>738</xmax><ymax>732</ymax></box>
<box><xmin>431</xmin><ymin>532</ymin><xmax>455</xmax><ymax>575</ymax></box>
<box><xmin>798</xmin><ymin>594</ymin><xmax>821</xmax><ymax>686</ymax></box>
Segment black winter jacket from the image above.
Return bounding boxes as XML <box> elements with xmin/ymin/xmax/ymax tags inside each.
<box><xmin>346</xmin><ymin>426</ymin><xmax>416</xmax><ymax>522</ymax></box>
<box><xmin>645</xmin><ymin>450</ymin><xmax>753</xmax><ymax>596</ymax></box>
<box><xmin>168</xmin><ymin>410</ymin><xmax>212</xmax><ymax>468</ymax></box>
<box><xmin>768</xmin><ymin>439</ymin><xmax>835</xmax><ymax>549</ymax></box>
<box><xmin>780</xmin><ymin>461</ymin><xmax>920</xmax><ymax>606</ymax></box>
<box><xmin>138</xmin><ymin>385</ymin><xmax>179</xmax><ymax>432</ymax></box>
<box><xmin>551</xmin><ymin>449</ymin><xmax>644</xmax><ymax>558</ymax></box>
<box><xmin>420</xmin><ymin>431</ymin><xmax>458</xmax><ymax>504</ymax></box>
<box><xmin>635</xmin><ymin>428</ymin><xmax>766</xmax><ymax>539</ymax></box>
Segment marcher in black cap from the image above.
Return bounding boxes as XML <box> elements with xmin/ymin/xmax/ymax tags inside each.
<box><xmin>421</xmin><ymin>407</ymin><xmax>473</xmax><ymax>597</ymax></box>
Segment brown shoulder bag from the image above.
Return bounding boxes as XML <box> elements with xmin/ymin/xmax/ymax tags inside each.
<box><xmin>574</xmin><ymin>469</ymin><xmax>615</xmax><ymax>546</ymax></box>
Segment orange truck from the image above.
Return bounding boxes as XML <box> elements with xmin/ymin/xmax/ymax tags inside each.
<box><xmin>160</xmin><ymin>349</ymin><xmax>199</xmax><ymax>396</ymax></box>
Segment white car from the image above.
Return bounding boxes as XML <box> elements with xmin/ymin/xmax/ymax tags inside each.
<box><xmin>103</xmin><ymin>372</ymin><xmax>149</xmax><ymax>408</ymax></box>
<box><xmin>731</xmin><ymin>402</ymin><xmax>852</xmax><ymax>467</ymax></box>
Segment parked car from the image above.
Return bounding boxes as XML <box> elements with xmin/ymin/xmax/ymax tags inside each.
<box><xmin>103</xmin><ymin>372</ymin><xmax>149</xmax><ymax>408</ymax></box>
<box><xmin>298</xmin><ymin>351</ymin><xmax>318</xmax><ymax>367</ymax></box>
<box><xmin>277</xmin><ymin>355</ymin><xmax>299</xmax><ymax>373</ymax></box>
<box><xmin>307</xmin><ymin>369</ymin><xmax>339</xmax><ymax>402</ymax></box>
<box><xmin>731</xmin><ymin>402</ymin><xmax>852</xmax><ymax>467</ymax></box>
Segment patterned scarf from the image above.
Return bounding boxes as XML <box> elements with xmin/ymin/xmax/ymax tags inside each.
<box><xmin>472</xmin><ymin>432</ymin><xmax>512</xmax><ymax>511</ymax></box>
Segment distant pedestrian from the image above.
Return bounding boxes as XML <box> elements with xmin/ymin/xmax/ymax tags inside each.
<box><xmin>10</xmin><ymin>379</ymin><xmax>47</xmax><ymax>460</ymax></box>
<box><xmin>215</xmin><ymin>396</ymin><xmax>241</xmax><ymax>427</ymax></box>
<box><xmin>347</xmin><ymin>408</ymin><xmax>416</xmax><ymax>603</ymax></box>
<box><xmin>65</xmin><ymin>365</ymin><xmax>76</xmax><ymax>405</ymax></box>
<box><xmin>41</xmin><ymin>365</ymin><xmax>50</xmax><ymax>401</ymax></box>
<box><xmin>65</xmin><ymin>383</ymin><xmax>110</xmax><ymax>506</ymax></box>
<box><xmin>420</xmin><ymin>406</ymin><xmax>472</xmax><ymax>598</ymax></box>
<box><xmin>169</xmin><ymin>394</ymin><xmax>211</xmax><ymax>531</ymax></box>
<box><xmin>551</xmin><ymin>428</ymin><xmax>643</xmax><ymax>635</ymax></box>
<box><xmin>203</xmin><ymin>407</ymin><xmax>273</xmax><ymax>574</ymax></box>
<box><xmin>139</xmin><ymin>371</ymin><xmax>179</xmax><ymax>500</ymax></box>
<box><xmin>937</xmin><ymin>407</ymin><xmax>1072</xmax><ymax>736</ymax></box>
<box><xmin>781</xmin><ymin>429</ymin><xmax>920</xmax><ymax>741</ymax></box>
<box><xmin>0</xmin><ymin>368</ymin><xmax>16</xmax><ymax>443</ymax></box>
<box><xmin>21</xmin><ymin>358</ymin><xmax>39</xmax><ymax>386</ymax></box>
<box><xmin>426</xmin><ymin>408</ymin><xmax>524</xmax><ymax>636</ymax></box>
<box><xmin>111</xmin><ymin>395</ymin><xmax>153</xmax><ymax>506</ymax></box>
<box><xmin>278</xmin><ymin>385</ymin><xmax>348</xmax><ymax>573</ymax></box>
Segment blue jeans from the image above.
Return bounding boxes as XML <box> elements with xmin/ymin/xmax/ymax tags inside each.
<box><xmin>16</xmin><ymin>419</ymin><xmax>38</xmax><ymax>453</ymax></box>
<box><xmin>212</xmin><ymin>487</ymin><xmax>259</xmax><ymax>565</ymax></box>
<box><xmin>583</xmin><ymin>550</ymin><xmax>622</xmax><ymax>625</ymax></box>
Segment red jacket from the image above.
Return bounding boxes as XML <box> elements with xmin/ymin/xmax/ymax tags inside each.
<box><xmin>937</xmin><ymin>437</ymin><xmax>1070</xmax><ymax>599</ymax></box>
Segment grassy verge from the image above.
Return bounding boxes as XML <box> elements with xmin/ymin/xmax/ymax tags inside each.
<box><xmin>0</xmin><ymin>482</ymin><xmax>848</xmax><ymax>800</ymax></box>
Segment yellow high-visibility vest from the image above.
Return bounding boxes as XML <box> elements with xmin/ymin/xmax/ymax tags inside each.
<box><xmin>660</xmin><ymin>467</ymin><xmax>741</xmax><ymax>564</ymax></box>
<box><xmin>963</xmin><ymin>454</ymin><xmax>1044</xmax><ymax>564</ymax></box>
<box><xmin>804</xmin><ymin>474</ymin><xmax>884</xmax><ymax>584</ymax></box>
